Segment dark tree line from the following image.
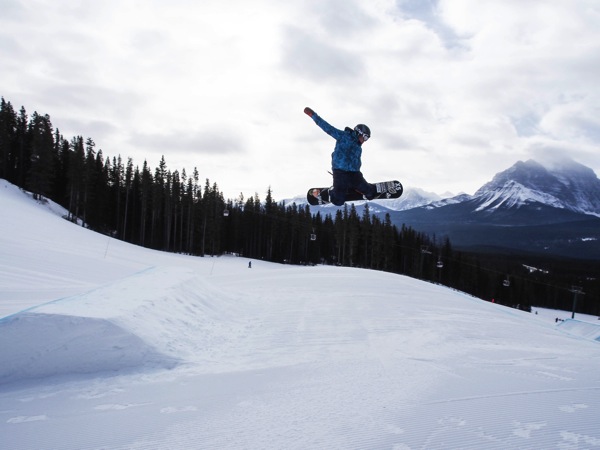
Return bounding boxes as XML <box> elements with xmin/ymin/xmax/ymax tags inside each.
<box><xmin>1</xmin><ymin>97</ymin><xmax>598</xmax><ymax>316</ymax></box>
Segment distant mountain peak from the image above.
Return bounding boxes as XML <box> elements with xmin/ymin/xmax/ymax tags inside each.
<box><xmin>474</xmin><ymin>158</ymin><xmax>600</xmax><ymax>217</ymax></box>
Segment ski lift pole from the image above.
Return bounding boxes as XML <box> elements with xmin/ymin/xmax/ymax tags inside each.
<box><xmin>570</xmin><ymin>286</ymin><xmax>584</xmax><ymax>319</ymax></box>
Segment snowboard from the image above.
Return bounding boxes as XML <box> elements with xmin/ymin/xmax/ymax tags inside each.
<box><xmin>307</xmin><ymin>180</ymin><xmax>403</xmax><ymax>206</ymax></box>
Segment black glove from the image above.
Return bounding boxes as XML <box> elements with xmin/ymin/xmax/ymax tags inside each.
<box><xmin>304</xmin><ymin>107</ymin><xmax>315</xmax><ymax>117</ymax></box>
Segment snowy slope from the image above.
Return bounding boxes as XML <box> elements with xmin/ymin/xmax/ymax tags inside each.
<box><xmin>0</xmin><ymin>180</ymin><xmax>200</xmax><ymax>317</ymax></box>
<box><xmin>1</xmin><ymin>179</ymin><xmax>600</xmax><ymax>450</ymax></box>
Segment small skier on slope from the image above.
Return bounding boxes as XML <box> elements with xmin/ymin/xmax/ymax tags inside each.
<box><xmin>304</xmin><ymin>107</ymin><xmax>377</xmax><ymax>206</ymax></box>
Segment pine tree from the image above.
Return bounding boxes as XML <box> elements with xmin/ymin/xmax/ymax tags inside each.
<box><xmin>15</xmin><ymin>106</ymin><xmax>29</xmax><ymax>187</ymax></box>
<box><xmin>150</xmin><ymin>156</ymin><xmax>167</xmax><ymax>249</ymax></box>
<box><xmin>0</xmin><ymin>98</ymin><xmax>18</xmax><ymax>182</ymax></box>
<box><xmin>122</xmin><ymin>158</ymin><xmax>134</xmax><ymax>241</ymax></box>
<box><xmin>163</xmin><ymin>169</ymin><xmax>173</xmax><ymax>251</ymax></box>
<box><xmin>67</xmin><ymin>136</ymin><xmax>84</xmax><ymax>222</ymax></box>
<box><xmin>27</xmin><ymin>112</ymin><xmax>54</xmax><ymax>200</ymax></box>
<box><xmin>51</xmin><ymin>129</ymin><xmax>70</xmax><ymax>206</ymax></box>
<box><xmin>81</xmin><ymin>138</ymin><xmax>97</xmax><ymax>227</ymax></box>
<box><xmin>361</xmin><ymin>203</ymin><xmax>372</xmax><ymax>267</ymax></box>
<box><xmin>139</xmin><ymin>160</ymin><xmax>152</xmax><ymax>246</ymax></box>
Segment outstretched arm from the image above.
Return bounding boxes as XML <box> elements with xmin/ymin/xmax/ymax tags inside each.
<box><xmin>303</xmin><ymin>107</ymin><xmax>343</xmax><ymax>140</ymax></box>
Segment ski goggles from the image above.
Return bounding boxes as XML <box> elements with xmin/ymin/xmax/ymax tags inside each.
<box><xmin>356</xmin><ymin>129</ymin><xmax>370</xmax><ymax>141</ymax></box>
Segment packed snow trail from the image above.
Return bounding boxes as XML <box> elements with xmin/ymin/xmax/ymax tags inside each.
<box><xmin>1</xmin><ymin>179</ymin><xmax>600</xmax><ymax>449</ymax></box>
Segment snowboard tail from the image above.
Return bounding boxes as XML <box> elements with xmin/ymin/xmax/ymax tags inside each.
<box><xmin>307</xmin><ymin>180</ymin><xmax>403</xmax><ymax>206</ymax></box>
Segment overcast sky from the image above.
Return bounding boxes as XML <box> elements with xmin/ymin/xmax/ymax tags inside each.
<box><xmin>1</xmin><ymin>0</ymin><xmax>599</xmax><ymax>200</ymax></box>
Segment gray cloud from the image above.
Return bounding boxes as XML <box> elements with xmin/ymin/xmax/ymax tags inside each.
<box><xmin>130</xmin><ymin>129</ymin><xmax>245</xmax><ymax>156</ymax></box>
<box><xmin>395</xmin><ymin>0</ymin><xmax>464</xmax><ymax>49</ymax></box>
<box><xmin>57</xmin><ymin>118</ymin><xmax>118</xmax><ymax>142</ymax></box>
<box><xmin>312</xmin><ymin>0</ymin><xmax>378</xmax><ymax>37</ymax></box>
<box><xmin>281</xmin><ymin>26</ymin><xmax>366</xmax><ymax>81</ymax></box>
<box><xmin>0</xmin><ymin>0</ymin><xmax>27</xmax><ymax>20</ymax></box>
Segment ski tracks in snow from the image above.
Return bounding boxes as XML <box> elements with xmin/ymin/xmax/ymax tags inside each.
<box><xmin>2</xmin><ymin>262</ymin><xmax>600</xmax><ymax>449</ymax></box>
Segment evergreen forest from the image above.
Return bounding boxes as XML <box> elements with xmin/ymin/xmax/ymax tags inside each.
<box><xmin>1</xmin><ymin>97</ymin><xmax>598</xmax><ymax>315</ymax></box>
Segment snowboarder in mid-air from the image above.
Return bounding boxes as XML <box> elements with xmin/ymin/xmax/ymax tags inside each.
<box><xmin>304</xmin><ymin>107</ymin><xmax>377</xmax><ymax>206</ymax></box>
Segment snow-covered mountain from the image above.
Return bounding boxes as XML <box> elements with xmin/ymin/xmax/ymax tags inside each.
<box><xmin>423</xmin><ymin>193</ymin><xmax>471</xmax><ymax>210</ymax></box>
<box><xmin>387</xmin><ymin>158</ymin><xmax>600</xmax><ymax>258</ymax></box>
<box><xmin>380</xmin><ymin>186</ymin><xmax>446</xmax><ymax>211</ymax></box>
<box><xmin>473</xmin><ymin>159</ymin><xmax>600</xmax><ymax>217</ymax></box>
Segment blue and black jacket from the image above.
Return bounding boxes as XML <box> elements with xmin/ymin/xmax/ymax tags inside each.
<box><xmin>311</xmin><ymin>113</ymin><xmax>362</xmax><ymax>172</ymax></box>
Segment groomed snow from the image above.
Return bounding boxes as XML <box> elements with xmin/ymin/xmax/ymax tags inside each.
<box><xmin>1</xmin><ymin>179</ymin><xmax>600</xmax><ymax>449</ymax></box>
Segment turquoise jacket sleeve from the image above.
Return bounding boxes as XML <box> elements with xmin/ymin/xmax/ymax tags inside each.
<box><xmin>311</xmin><ymin>113</ymin><xmax>363</xmax><ymax>172</ymax></box>
<box><xmin>312</xmin><ymin>113</ymin><xmax>344</xmax><ymax>140</ymax></box>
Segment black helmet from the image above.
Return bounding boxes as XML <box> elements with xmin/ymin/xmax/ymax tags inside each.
<box><xmin>354</xmin><ymin>124</ymin><xmax>371</xmax><ymax>141</ymax></box>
